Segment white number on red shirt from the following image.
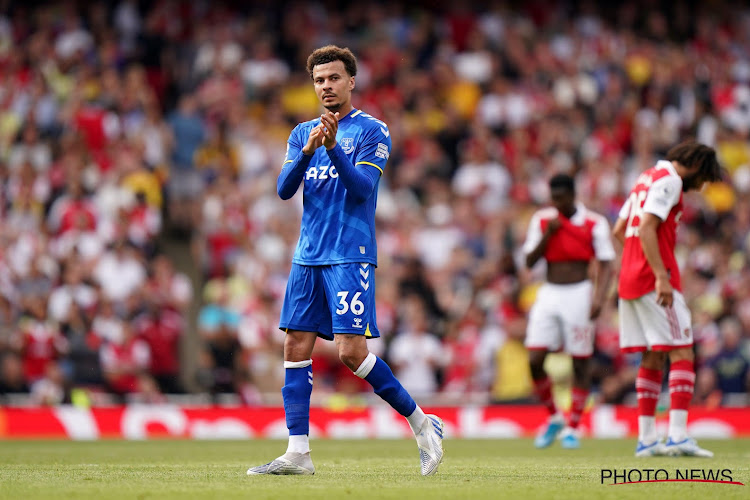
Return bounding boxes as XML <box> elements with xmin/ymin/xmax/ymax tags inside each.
<box><xmin>624</xmin><ymin>190</ymin><xmax>648</xmax><ymax>238</ymax></box>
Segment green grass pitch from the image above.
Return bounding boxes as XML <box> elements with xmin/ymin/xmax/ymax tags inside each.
<box><xmin>0</xmin><ymin>439</ymin><xmax>748</xmax><ymax>499</ymax></box>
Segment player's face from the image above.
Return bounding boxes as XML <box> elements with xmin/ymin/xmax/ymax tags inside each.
<box><xmin>682</xmin><ymin>167</ymin><xmax>707</xmax><ymax>192</ymax></box>
<box><xmin>312</xmin><ymin>60</ymin><xmax>354</xmax><ymax>112</ymax></box>
<box><xmin>551</xmin><ymin>188</ymin><xmax>575</xmax><ymax>216</ymax></box>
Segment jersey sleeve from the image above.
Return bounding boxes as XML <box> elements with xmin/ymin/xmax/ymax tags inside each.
<box><xmin>277</xmin><ymin>124</ymin><xmax>313</xmax><ymax>200</ymax></box>
<box><xmin>591</xmin><ymin>214</ymin><xmax>616</xmax><ymax>261</ymax></box>
<box><xmin>285</xmin><ymin>124</ymin><xmax>305</xmax><ymax>162</ymax></box>
<box><xmin>642</xmin><ymin>175</ymin><xmax>682</xmax><ymax>220</ymax></box>
<box><xmin>617</xmin><ymin>196</ymin><xmax>631</xmax><ymax>220</ymax></box>
<box><xmin>354</xmin><ymin>122</ymin><xmax>391</xmax><ymax>175</ymax></box>
<box><xmin>521</xmin><ymin>212</ymin><xmax>543</xmax><ymax>256</ymax></box>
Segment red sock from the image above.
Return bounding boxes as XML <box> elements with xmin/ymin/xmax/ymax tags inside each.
<box><xmin>533</xmin><ymin>377</ymin><xmax>557</xmax><ymax>415</ymax></box>
<box><xmin>636</xmin><ymin>367</ymin><xmax>662</xmax><ymax>417</ymax></box>
<box><xmin>669</xmin><ymin>360</ymin><xmax>695</xmax><ymax>410</ymax></box>
<box><xmin>568</xmin><ymin>387</ymin><xmax>588</xmax><ymax>429</ymax></box>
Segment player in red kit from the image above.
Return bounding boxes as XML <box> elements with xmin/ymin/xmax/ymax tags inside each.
<box><xmin>612</xmin><ymin>141</ymin><xmax>722</xmax><ymax>457</ymax></box>
<box><xmin>523</xmin><ymin>174</ymin><xmax>614</xmax><ymax>449</ymax></box>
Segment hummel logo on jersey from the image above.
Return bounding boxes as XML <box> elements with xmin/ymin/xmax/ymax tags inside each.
<box><xmin>306</xmin><ymin>165</ymin><xmax>339</xmax><ymax>180</ymax></box>
<box><xmin>341</xmin><ymin>137</ymin><xmax>354</xmax><ymax>154</ymax></box>
<box><xmin>375</xmin><ymin>143</ymin><xmax>389</xmax><ymax>159</ymax></box>
<box><xmin>353</xmin><ymin>318</ymin><xmax>363</xmax><ymax>328</ymax></box>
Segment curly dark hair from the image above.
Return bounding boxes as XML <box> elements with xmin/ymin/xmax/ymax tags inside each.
<box><xmin>306</xmin><ymin>45</ymin><xmax>357</xmax><ymax>79</ymax></box>
<box><xmin>666</xmin><ymin>140</ymin><xmax>723</xmax><ymax>190</ymax></box>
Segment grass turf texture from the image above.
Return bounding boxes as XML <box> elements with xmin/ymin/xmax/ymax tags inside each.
<box><xmin>0</xmin><ymin>439</ymin><xmax>748</xmax><ymax>499</ymax></box>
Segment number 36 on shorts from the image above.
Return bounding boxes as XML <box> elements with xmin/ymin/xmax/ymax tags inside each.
<box><xmin>279</xmin><ymin>262</ymin><xmax>380</xmax><ymax>339</ymax></box>
<box><xmin>336</xmin><ymin>291</ymin><xmax>365</xmax><ymax>315</ymax></box>
<box><xmin>326</xmin><ymin>263</ymin><xmax>379</xmax><ymax>336</ymax></box>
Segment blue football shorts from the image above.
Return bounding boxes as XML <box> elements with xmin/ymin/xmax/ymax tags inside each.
<box><xmin>279</xmin><ymin>263</ymin><xmax>380</xmax><ymax>340</ymax></box>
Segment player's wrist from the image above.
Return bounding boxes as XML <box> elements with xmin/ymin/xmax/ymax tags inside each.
<box><xmin>325</xmin><ymin>141</ymin><xmax>337</xmax><ymax>151</ymax></box>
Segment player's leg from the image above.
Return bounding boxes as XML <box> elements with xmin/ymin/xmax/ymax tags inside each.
<box><xmin>282</xmin><ymin>331</ymin><xmax>317</xmax><ymax>454</ymax></box>
<box><xmin>619</xmin><ymin>296</ymin><xmax>667</xmax><ymax>456</ymax></box>
<box><xmin>558</xmin><ymin>356</ymin><xmax>591</xmax><ymax>449</ymax></box>
<box><xmin>247</xmin><ymin>330</ymin><xmax>318</xmax><ymax>475</ymax></box>
<box><xmin>660</xmin><ymin>294</ymin><xmax>712</xmax><ymax>457</ymax></box>
<box><xmin>336</xmin><ymin>334</ymin><xmax>420</xmax><ymax>422</ymax></box>
<box><xmin>528</xmin><ymin>348</ymin><xmax>565</xmax><ymax>448</ymax></box>
<box><xmin>337</xmin><ymin>334</ymin><xmax>444</xmax><ymax>476</ymax></box>
<box><xmin>248</xmin><ymin>265</ymin><xmax>330</xmax><ymax>476</ymax></box>
<box><xmin>663</xmin><ymin>351</ymin><xmax>712</xmax><ymax>457</ymax></box>
<box><xmin>325</xmin><ymin>263</ymin><xmax>444</xmax><ymax>476</ymax></box>
<box><xmin>529</xmin><ymin>349</ymin><xmax>555</xmax><ymax>414</ymax></box>
<box><xmin>526</xmin><ymin>284</ymin><xmax>564</xmax><ymax>448</ymax></box>
<box><xmin>558</xmin><ymin>281</ymin><xmax>596</xmax><ymax>449</ymax></box>
<box><xmin>636</xmin><ymin>350</ymin><xmax>666</xmax><ymax>455</ymax></box>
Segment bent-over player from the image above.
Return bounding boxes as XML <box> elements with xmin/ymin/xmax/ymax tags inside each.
<box><xmin>613</xmin><ymin>141</ymin><xmax>722</xmax><ymax>457</ymax></box>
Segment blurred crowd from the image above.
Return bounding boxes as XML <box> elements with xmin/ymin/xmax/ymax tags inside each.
<box><xmin>0</xmin><ymin>0</ymin><xmax>749</xmax><ymax>407</ymax></box>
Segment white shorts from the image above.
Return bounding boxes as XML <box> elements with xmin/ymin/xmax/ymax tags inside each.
<box><xmin>525</xmin><ymin>280</ymin><xmax>594</xmax><ymax>357</ymax></box>
<box><xmin>618</xmin><ymin>291</ymin><xmax>693</xmax><ymax>352</ymax></box>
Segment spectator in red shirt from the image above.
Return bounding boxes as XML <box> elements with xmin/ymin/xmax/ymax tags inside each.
<box><xmin>17</xmin><ymin>296</ymin><xmax>68</xmax><ymax>384</ymax></box>
<box><xmin>134</xmin><ymin>301</ymin><xmax>184</xmax><ymax>393</ymax></box>
<box><xmin>47</xmin><ymin>181</ymin><xmax>98</xmax><ymax>236</ymax></box>
<box><xmin>99</xmin><ymin>320</ymin><xmax>150</xmax><ymax>398</ymax></box>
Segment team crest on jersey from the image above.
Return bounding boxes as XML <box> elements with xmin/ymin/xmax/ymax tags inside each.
<box><xmin>341</xmin><ymin>137</ymin><xmax>355</xmax><ymax>154</ymax></box>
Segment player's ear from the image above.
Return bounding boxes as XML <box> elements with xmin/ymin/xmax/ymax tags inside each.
<box><xmin>349</xmin><ymin>77</ymin><xmax>355</xmax><ymax>91</ymax></box>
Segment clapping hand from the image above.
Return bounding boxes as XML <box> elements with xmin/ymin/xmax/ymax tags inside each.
<box><xmin>301</xmin><ymin>125</ymin><xmax>324</xmax><ymax>155</ymax></box>
<box><xmin>320</xmin><ymin>112</ymin><xmax>340</xmax><ymax>150</ymax></box>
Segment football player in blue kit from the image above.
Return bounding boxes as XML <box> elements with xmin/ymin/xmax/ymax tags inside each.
<box><xmin>247</xmin><ymin>45</ymin><xmax>444</xmax><ymax>476</ymax></box>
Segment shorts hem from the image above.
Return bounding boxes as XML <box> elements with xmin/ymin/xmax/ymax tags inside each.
<box><xmin>332</xmin><ymin>328</ymin><xmax>380</xmax><ymax>338</ymax></box>
<box><xmin>279</xmin><ymin>324</ymin><xmax>333</xmax><ymax>341</ymax></box>
<box><xmin>651</xmin><ymin>343</ymin><xmax>694</xmax><ymax>351</ymax></box>
<box><xmin>621</xmin><ymin>343</ymin><xmax>693</xmax><ymax>353</ymax></box>
<box><xmin>526</xmin><ymin>346</ymin><xmax>592</xmax><ymax>357</ymax></box>
<box><xmin>621</xmin><ymin>346</ymin><xmax>647</xmax><ymax>353</ymax></box>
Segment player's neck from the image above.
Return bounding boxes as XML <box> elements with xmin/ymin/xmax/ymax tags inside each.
<box><xmin>325</xmin><ymin>103</ymin><xmax>354</xmax><ymax>117</ymax></box>
<box><xmin>561</xmin><ymin>206</ymin><xmax>576</xmax><ymax>218</ymax></box>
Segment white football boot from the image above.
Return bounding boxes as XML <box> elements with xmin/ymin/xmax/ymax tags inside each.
<box><xmin>416</xmin><ymin>414</ymin><xmax>444</xmax><ymax>476</ymax></box>
<box><xmin>635</xmin><ymin>439</ymin><xmax>668</xmax><ymax>457</ymax></box>
<box><xmin>247</xmin><ymin>451</ymin><xmax>315</xmax><ymax>475</ymax></box>
<box><xmin>664</xmin><ymin>437</ymin><xmax>714</xmax><ymax>458</ymax></box>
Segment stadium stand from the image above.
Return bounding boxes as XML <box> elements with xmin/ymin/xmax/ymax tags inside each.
<box><xmin>0</xmin><ymin>0</ymin><xmax>748</xmax><ymax>409</ymax></box>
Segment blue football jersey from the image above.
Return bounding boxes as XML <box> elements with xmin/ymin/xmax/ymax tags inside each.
<box><xmin>283</xmin><ymin>108</ymin><xmax>391</xmax><ymax>266</ymax></box>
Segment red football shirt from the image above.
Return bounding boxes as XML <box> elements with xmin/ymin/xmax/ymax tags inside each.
<box><xmin>618</xmin><ymin>161</ymin><xmax>684</xmax><ymax>299</ymax></box>
<box><xmin>522</xmin><ymin>203</ymin><xmax>615</xmax><ymax>264</ymax></box>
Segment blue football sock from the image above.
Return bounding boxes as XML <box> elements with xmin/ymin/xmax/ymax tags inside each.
<box><xmin>282</xmin><ymin>360</ymin><xmax>313</xmax><ymax>435</ymax></box>
<box><xmin>363</xmin><ymin>356</ymin><xmax>417</xmax><ymax>417</ymax></box>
